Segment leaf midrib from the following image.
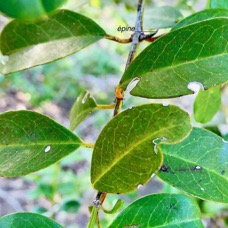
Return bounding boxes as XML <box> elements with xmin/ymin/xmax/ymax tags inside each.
<box><xmin>93</xmin><ymin>123</ymin><xmax>190</xmax><ymax>185</ymax></box>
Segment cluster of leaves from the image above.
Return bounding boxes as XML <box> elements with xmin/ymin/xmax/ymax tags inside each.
<box><xmin>0</xmin><ymin>0</ymin><xmax>227</xmax><ymax>227</ymax></box>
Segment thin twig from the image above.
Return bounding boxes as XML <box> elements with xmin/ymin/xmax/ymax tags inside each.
<box><xmin>105</xmin><ymin>34</ymin><xmax>132</xmax><ymax>44</ymax></box>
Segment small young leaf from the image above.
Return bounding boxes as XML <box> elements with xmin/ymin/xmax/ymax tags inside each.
<box><xmin>0</xmin><ymin>212</ymin><xmax>63</xmax><ymax>228</ymax></box>
<box><xmin>0</xmin><ymin>110</ymin><xmax>82</xmax><ymax>177</ymax></box>
<box><xmin>194</xmin><ymin>86</ymin><xmax>221</xmax><ymax>124</ymax></box>
<box><xmin>69</xmin><ymin>91</ymin><xmax>97</xmax><ymax>131</ymax></box>
<box><xmin>210</xmin><ymin>0</ymin><xmax>228</xmax><ymax>9</ymax></box>
<box><xmin>91</xmin><ymin>104</ymin><xmax>191</xmax><ymax>193</ymax></box>
<box><xmin>0</xmin><ymin>0</ymin><xmax>66</xmax><ymax>21</ymax></box>
<box><xmin>120</xmin><ymin>15</ymin><xmax>228</xmax><ymax>98</ymax></box>
<box><xmin>172</xmin><ymin>8</ymin><xmax>228</xmax><ymax>30</ymax></box>
<box><xmin>109</xmin><ymin>194</ymin><xmax>203</xmax><ymax>228</ymax></box>
<box><xmin>143</xmin><ymin>6</ymin><xmax>182</xmax><ymax>29</ymax></box>
<box><xmin>0</xmin><ymin>10</ymin><xmax>106</xmax><ymax>74</ymax></box>
<box><xmin>60</xmin><ymin>200</ymin><xmax>80</xmax><ymax>213</ymax></box>
<box><xmin>101</xmin><ymin>199</ymin><xmax>124</xmax><ymax>214</ymax></box>
<box><xmin>158</xmin><ymin>128</ymin><xmax>228</xmax><ymax>203</ymax></box>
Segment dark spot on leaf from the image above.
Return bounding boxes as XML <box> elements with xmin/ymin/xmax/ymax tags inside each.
<box><xmin>221</xmin><ymin>170</ymin><xmax>225</xmax><ymax>175</ymax></box>
<box><xmin>166</xmin><ymin>203</ymin><xmax>175</xmax><ymax>210</ymax></box>
<box><xmin>160</xmin><ymin>165</ymin><xmax>169</xmax><ymax>172</ymax></box>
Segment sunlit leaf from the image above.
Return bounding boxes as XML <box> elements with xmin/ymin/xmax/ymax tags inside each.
<box><xmin>120</xmin><ymin>14</ymin><xmax>228</xmax><ymax>98</ymax></box>
<box><xmin>194</xmin><ymin>86</ymin><xmax>221</xmax><ymax>123</ymax></box>
<box><xmin>172</xmin><ymin>8</ymin><xmax>228</xmax><ymax>30</ymax></box>
<box><xmin>109</xmin><ymin>194</ymin><xmax>203</xmax><ymax>228</ymax></box>
<box><xmin>158</xmin><ymin>128</ymin><xmax>228</xmax><ymax>203</ymax></box>
<box><xmin>0</xmin><ymin>10</ymin><xmax>106</xmax><ymax>74</ymax></box>
<box><xmin>0</xmin><ymin>212</ymin><xmax>63</xmax><ymax>228</ymax></box>
<box><xmin>0</xmin><ymin>110</ymin><xmax>82</xmax><ymax>177</ymax></box>
<box><xmin>91</xmin><ymin>104</ymin><xmax>191</xmax><ymax>193</ymax></box>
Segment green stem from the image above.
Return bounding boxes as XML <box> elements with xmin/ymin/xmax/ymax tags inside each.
<box><xmin>82</xmin><ymin>142</ymin><xmax>95</xmax><ymax>148</ymax></box>
<box><xmin>95</xmin><ymin>104</ymin><xmax>115</xmax><ymax>110</ymax></box>
<box><xmin>87</xmin><ymin>206</ymin><xmax>98</xmax><ymax>228</ymax></box>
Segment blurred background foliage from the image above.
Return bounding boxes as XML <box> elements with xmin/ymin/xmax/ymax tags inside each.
<box><xmin>0</xmin><ymin>0</ymin><xmax>227</xmax><ymax>227</ymax></box>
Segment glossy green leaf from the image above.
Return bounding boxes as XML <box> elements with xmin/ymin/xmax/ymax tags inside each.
<box><xmin>69</xmin><ymin>91</ymin><xmax>97</xmax><ymax>131</ymax></box>
<box><xmin>172</xmin><ymin>8</ymin><xmax>228</xmax><ymax>30</ymax></box>
<box><xmin>158</xmin><ymin>128</ymin><xmax>228</xmax><ymax>203</ymax></box>
<box><xmin>210</xmin><ymin>0</ymin><xmax>228</xmax><ymax>9</ymax></box>
<box><xmin>101</xmin><ymin>199</ymin><xmax>124</xmax><ymax>214</ymax></box>
<box><xmin>0</xmin><ymin>212</ymin><xmax>63</xmax><ymax>228</ymax></box>
<box><xmin>120</xmin><ymin>16</ymin><xmax>228</xmax><ymax>98</ymax></box>
<box><xmin>194</xmin><ymin>86</ymin><xmax>221</xmax><ymax>123</ymax></box>
<box><xmin>0</xmin><ymin>10</ymin><xmax>106</xmax><ymax>74</ymax></box>
<box><xmin>109</xmin><ymin>194</ymin><xmax>203</xmax><ymax>228</ymax></box>
<box><xmin>143</xmin><ymin>6</ymin><xmax>182</xmax><ymax>29</ymax></box>
<box><xmin>0</xmin><ymin>110</ymin><xmax>82</xmax><ymax>177</ymax></box>
<box><xmin>91</xmin><ymin>104</ymin><xmax>191</xmax><ymax>193</ymax></box>
<box><xmin>0</xmin><ymin>0</ymin><xmax>66</xmax><ymax>21</ymax></box>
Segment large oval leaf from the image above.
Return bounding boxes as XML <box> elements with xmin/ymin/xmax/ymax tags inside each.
<box><xmin>194</xmin><ymin>86</ymin><xmax>221</xmax><ymax>123</ymax></box>
<box><xmin>120</xmin><ymin>15</ymin><xmax>228</xmax><ymax>98</ymax></box>
<box><xmin>91</xmin><ymin>104</ymin><xmax>191</xmax><ymax>193</ymax></box>
<box><xmin>172</xmin><ymin>8</ymin><xmax>228</xmax><ymax>30</ymax></box>
<box><xmin>0</xmin><ymin>10</ymin><xmax>106</xmax><ymax>74</ymax></box>
<box><xmin>0</xmin><ymin>0</ymin><xmax>66</xmax><ymax>21</ymax></box>
<box><xmin>109</xmin><ymin>194</ymin><xmax>203</xmax><ymax>228</ymax></box>
<box><xmin>157</xmin><ymin>128</ymin><xmax>228</xmax><ymax>203</ymax></box>
<box><xmin>0</xmin><ymin>110</ymin><xmax>82</xmax><ymax>177</ymax></box>
<box><xmin>0</xmin><ymin>212</ymin><xmax>63</xmax><ymax>228</ymax></box>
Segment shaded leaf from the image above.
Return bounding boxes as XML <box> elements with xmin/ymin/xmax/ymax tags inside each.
<box><xmin>210</xmin><ymin>0</ymin><xmax>228</xmax><ymax>9</ymax></box>
<box><xmin>109</xmin><ymin>194</ymin><xmax>203</xmax><ymax>228</ymax></box>
<box><xmin>194</xmin><ymin>86</ymin><xmax>221</xmax><ymax>123</ymax></box>
<box><xmin>69</xmin><ymin>91</ymin><xmax>97</xmax><ymax>131</ymax></box>
<box><xmin>101</xmin><ymin>199</ymin><xmax>124</xmax><ymax>214</ymax></box>
<box><xmin>0</xmin><ymin>212</ymin><xmax>63</xmax><ymax>228</ymax></box>
<box><xmin>60</xmin><ymin>200</ymin><xmax>80</xmax><ymax>213</ymax></box>
<box><xmin>120</xmin><ymin>15</ymin><xmax>228</xmax><ymax>98</ymax></box>
<box><xmin>172</xmin><ymin>8</ymin><xmax>228</xmax><ymax>30</ymax></box>
<box><xmin>0</xmin><ymin>0</ymin><xmax>66</xmax><ymax>21</ymax></box>
<box><xmin>0</xmin><ymin>10</ymin><xmax>106</xmax><ymax>74</ymax></box>
<box><xmin>144</xmin><ymin>6</ymin><xmax>182</xmax><ymax>29</ymax></box>
<box><xmin>91</xmin><ymin>104</ymin><xmax>191</xmax><ymax>193</ymax></box>
<box><xmin>0</xmin><ymin>110</ymin><xmax>82</xmax><ymax>177</ymax></box>
<box><xmin>158</xmin><ymin>128</ymin><xmax>228</xmax><ymax>203</ymax></box>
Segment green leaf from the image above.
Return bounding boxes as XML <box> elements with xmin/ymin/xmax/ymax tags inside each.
<box><xmin>60</xmin><ymin>200</ymin><xmax>80</xmax><ymax>213</ymax></box>
<box><xmin>0</xmin><ymin>212</ymin><xmax>63</xmax><ymax>228</ymax></box>
<box><xmin>91</xmin><ymin>104</ymin><xmax>191</xmax><ymax>193</ymax></box>
<box><xmin>69</xmin><ymin>91</ymin><xmax>97</xmax><ymax>131</ymax></box>
<box><xmin>143</xmin><ymin>6</ymin><xmax>183</xmax><ymax>29</ymax></box>
<box><xmin>0</xmin><ymin>0</ymin><xmax>66</xmax><ymax>21</ymax></box>
<box><xmin>0</xmin><ymin>10</ymin><xmax>106</xmax><ymax>74</ymax></box>
<box><xmin>120</xmin><ymin>15</ymin><xmax>228</xmax><ymax>98</ymax></box>
<box><xmin>101</xmin><ymin>199</ymin><xmax>124</xmax><ymax>214</ymax></box>
<box><xmin>210</xmin><ymin>0</ymin><xmax>228</xmax><ymax>9</ymax></box>
<box><xmin>194</xmin><ymin>86</ymin><xmax>221</xmax><ymax>123</ymax></box>
<box><xmin>172</xmin><ymin>8</ymin><xmax>228</xmax><ymax>30</ymax></box>
<box><xmin>109</xmin><ymin>194</ymin><xmax>203</xmax><ymax>228</ymax></box>
<box><xmin>157</xmin><ymin>128</ymin><xmax>228</xmax><ymax>203</ymax></box>
<box><xmin>0</xmin><ymin>110</ymin><xmax>82</xmax><ymax>177</ymax></box>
